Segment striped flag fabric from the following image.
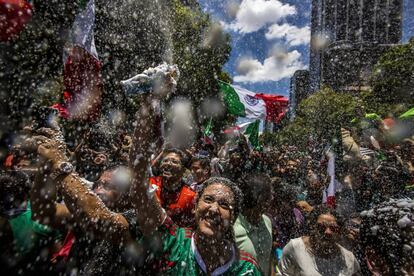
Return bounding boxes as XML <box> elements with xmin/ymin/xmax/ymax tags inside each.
<box><xmin>244</xmin><ymin>120</ymin><xmax>260</xmax><ymax>150</ymax></box>
<box><xmin>223</xmin><ymin>120</ymin><xmax>261</xmax><ymax>150</ymax></box>
<box><xmin>323</xmin><ymin>150</ymin><xmax>337</xmax><ymax>208</ymax></box>
<box><xmin>219</xmin><ymin>80</ymin><xmax>266</xmax><ymax>120</ymax></box>
<box><xmin>202</xmin><ymin>118</ymin><xmax>214</xmax><ymax>145</ymax></box>
<box><xmin>52</xmin><ymin>0</ymin><xmax>102</xmax><ymax>121</ymax></box>
<box><xmin>219</xmin><ymin>80</ymin><xmax>289</xmax><ymax>122</ymax></box>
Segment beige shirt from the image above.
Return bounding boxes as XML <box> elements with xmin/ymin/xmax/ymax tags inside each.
<box><xmin>278</xmin><ymin>237</ymin><xmax>361</xmax><ymax>276</ymax></box>
<box><xmin>234</xmin><ymin>214</ymin><xmax>273</xmax><ymax>275</ymax></box>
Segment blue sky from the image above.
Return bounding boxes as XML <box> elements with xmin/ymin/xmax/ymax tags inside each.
<box><xmin>199</xmin><ymin>0</ymin><xmax>414</xmax><ymax>97</ymax></box>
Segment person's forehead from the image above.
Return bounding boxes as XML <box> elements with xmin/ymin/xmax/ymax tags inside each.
<box><xmin>99</xmin><ymin>170</ymin><xmax>115</xmax><ymax>182</ymax></box>
<box><xmin>203</xmin><ymin>183</ymin><xmax>234</xmax><ymax>199</ymax></box>
<box><xmin>163</xmin><ymin>152</ymin><xmax>181</xmax><ymax>161</ymax></box>
<box><xmin>317</xmin><ymin>213</ymin><xmax>337</xmax><ymax>224</ymax></box>
<box><xmin>191</xmin><ymin>160</ymin><xmax>201</xmax><ymax>167</ymax></box>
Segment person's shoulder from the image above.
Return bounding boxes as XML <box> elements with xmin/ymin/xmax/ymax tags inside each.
<box><xmin>239</xmin><ymin>250</ymin><xmax>259</xmax><ymax>267</ymax></box>
<box><xmin>287</xmin><ymin>237</ymin><xmax>303</xmax><ymax>246</ymax></box>
<box><xmin>181</xmin><ymin>185</ymin><xmax>196</xmax><ymax>196</ymax></box>
<box><xmin>337</xmin><ymin>243</ymin><xmax>361</xmax><ymax>272</ymax></box>
<box><xmin>262</xmin><ymin>214</ymin><xmax>272</xmax><ymax>225</ymax></box>
<box><xmin>157</xmin><ymin>216</ymin><xmax>194</xmax><ymax>241</ymax></box>
<box><xmin>283</xmin><ymin>237</ymin><xmax>304</xmax><ymax>253</ymax></box>
<box><xmin>337</xmin><ymin>243</ymin><xmax>358</xmax><ymax>260</ymax></box>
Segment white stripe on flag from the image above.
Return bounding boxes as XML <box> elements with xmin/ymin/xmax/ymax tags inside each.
<box><xmin>66</xmin><ymin>0</ymin><xmax>99</xmax><ymax>61</ymax></box>
<box><xmin>232</xmin><ymin>84</ymin><xmax>266</xmax><ymax>119</ymax></box>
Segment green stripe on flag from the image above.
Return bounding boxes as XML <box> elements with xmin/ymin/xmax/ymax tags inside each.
<box><xmin>218</xmin><ymin>80</ymin><xmax>246</xmax><ymax>117</ymax></box>
<box><xmin>245</xmin><ymin>120</ymin><xmax>260</xmax><ymax>150</ymax></box>
<box><xmin>204</xmin><ymin>118</ymin><xmax>213</xmax><ymax>137</ymax></box>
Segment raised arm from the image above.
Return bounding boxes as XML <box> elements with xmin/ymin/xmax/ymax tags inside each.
<box><xmin>30</xmin><ymin>167</ymin><xmax>72</xmax><ymax>230</ymax></box>
<box><xmin>26</xmin><ymin>130</ymin><xmax>130</xmax><ymax>243</ymax></box>
<box><xmin>129</xmin><ymin>96</ymin><xmax>166</xmax><ymax>235</ymax></box>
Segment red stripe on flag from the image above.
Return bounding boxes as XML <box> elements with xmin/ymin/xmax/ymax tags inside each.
<box><xmin>255</xmin><ymin>93</ymin><xmax>288</xmax><ymax>123</ymax></box>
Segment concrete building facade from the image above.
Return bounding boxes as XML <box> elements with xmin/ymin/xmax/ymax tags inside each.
<box><xmin>309</xmin><ymin>0</ymin><xmax>403</xmax><ymax>92</ymax></box>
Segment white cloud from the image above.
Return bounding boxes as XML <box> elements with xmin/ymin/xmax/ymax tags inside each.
<box><xmin>234</xmin><ymin>49</ymin><xmax>306</xmax><ymax>83</ymax></box>
<box><xmin>266</xmin><ymin>23</ymin><xmax>311</xmax><ymax>46</ymax></box>
<box><xmin>227</xmin><ymin>0</ymin><xmax>296</xmax><ymax>33</ymax></box>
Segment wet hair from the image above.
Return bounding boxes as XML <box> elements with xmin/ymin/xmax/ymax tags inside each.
<box><xmin>239</xmin><ymin>173</ymin><xmax>272</xmax><ymax>210</ymax></box>
<box><xmin>0</xmin><ymin>170</ymin><xmax>31</xmax><ymax>213</ymax></box>
<box><xmin>162</xmin><ymin>148</ymin><xmax>188</xmax><ymax>168</ymax></box>
<box><xmin>272</xmin><ymin>181</ymin><xmax>299</xmax><ymax>207</ymax></box>
<box><xmin>306</xmin><ymin>205</ymin><xmax>345</xmax><ymax>233</ymax></box>
<box><xmin>191</xmin><ymin>156</ymin><xmax>211</xmax><ymax>171</ymax></box>
<box><xmin>197</xmin><ymin>177</ymin><xmax>243</xmax><ymax>222</ymax></box>
<box><xmin>360</xmin><ymin>198</ymin><xmax>414</xmax><ymax>274</ymax></box>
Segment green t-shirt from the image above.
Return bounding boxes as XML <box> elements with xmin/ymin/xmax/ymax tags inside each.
<box><xmin>234</xmin><ymin>214</ymin><xmax>272</xmax><ymax>275</ymax></box>
<box><xmin>8</xmin><ymin>202</ymin><xmax>61</xmax><ymax>255</ymax></box>
<box><xmin>145</xmin><ymin>217</ymin><xmax>262</xmax><ymax>275</ymax></box>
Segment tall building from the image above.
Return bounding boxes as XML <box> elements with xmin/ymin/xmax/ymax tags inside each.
<box><xmin>309</xmin><ymin>0</ymin><xmax>403</xmax><ymax>92</ymax></box>
<box><xmin>289</xmin><ymin>70</ymin><xmax>310</xmax><ymax>119</ymax></box>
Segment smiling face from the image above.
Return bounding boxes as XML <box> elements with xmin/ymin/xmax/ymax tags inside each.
<box><xmin>195</xmin><ymin>183</ymin><xmax>235</xmax><ymax>241</ymax></box>
<box><xmin>160</xmin><ymin>152</ymin><xmax>184</xmax><ymax>189</ymax></box>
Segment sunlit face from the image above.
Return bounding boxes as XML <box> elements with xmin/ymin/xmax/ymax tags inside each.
<box><xmin>312</xmin><ymin>213</ymin><xmax>340</xmax><ymax>246</ymax></box>
<box><xmin>93</xmin><ymin>170</ymin><xmax>120</xmax><ymax>209</ymax></box>
<box><xmin>191</xmin><ymin>161</ymin><xmax>209</xmax><ymax>184</ymax></box>
<box><xmin>307</xmin><ymin>169</ymin><xmax>320</xmax><ymax>188</ymax></box>
<box><xmin>160</xmin><ymin>153</ymin><xmax>184</xmax><ymax>187</ymax></box>
<box><xmin>195</xmin><ymin>183</ymin><xmax>235</xmax><ymax>240</ymax></box>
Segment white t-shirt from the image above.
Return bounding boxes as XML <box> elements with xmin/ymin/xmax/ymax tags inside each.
<box><xmin>278</xmin><ymin>237</ymin><xmax>361</xmax><ymax>276</ymax></box>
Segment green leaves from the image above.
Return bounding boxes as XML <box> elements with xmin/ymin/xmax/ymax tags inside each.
<box><xmin>170</xmin><ymin>0</ymin><xmax>231</xmax><ymax>106</ymax></box>
<box><xmin>269</xmin><ymin>87</ymin><xmax>357</xmax><ymax>149</ymax></box>
<box><xmin>370</xmin><ymin>40</ymin><xmax>414</xmax><ymax>106</ymax></box>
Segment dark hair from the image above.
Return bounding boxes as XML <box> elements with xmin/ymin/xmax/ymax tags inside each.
<box><xmin>239</xmin><ymin>173</ymin><xmax>272</xmax><ymax>210</ymax></box>
<box><xmin>272</xmin><ymin>182</ymin><xmax>299</xmax><ymax>207</ymax></box>
<box><xmin>191</xmin><ymin>156</ymin><xmax>211</xmax><ymax>170</ymax></box>
<box><xmin>197</xmin><ymin>177</ymin><xmax>243</xmax><ymax>242</ymax></box>
<box><xmin>163</xmin><ymin>148</ymin><xmax>188</xmax><ymax>168</ymax></box>
<box><xmin>360</xmin><ymin>198</ymin><xmax>414</xmax><ymax>274</ymax></box>
<box><xmin>197</xmin><ymin>177</ymin><xmax>243</xmax><ymax>222</ymax></box>
<box><xmin>306</xmin><ymin>205</ymin><xmax>345</xmax><ymax>233</ymax></box>
<box><xmin>0</xmin><ymin>170</ymin><xmax>31</xmax><ymax>212</ymax></box>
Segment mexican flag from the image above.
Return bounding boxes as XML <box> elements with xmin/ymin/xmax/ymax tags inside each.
<box><xmin>202</xmin><ymin>118</ymin><xmax>214</xmax><ymax>145</ymax></box>
<box><xmin>244</xmin><ymin>120</ymin><xmax>260</xmax><ymax>150</ymax></box>
<box><xmin>52</xmin><ymin>0</ymin><xmax>102</xmax><ymax>121</ymax></box>
<box><xmin>223</xmin><ymin>120</ymin><xmax>261</xmax><ymax>150</ymax></box>
<box><xmin>219</xmin><ymin>80</ymin><xmax>266</xmax><ymax>120</ymax></box>
<box><xmin>322</xmin><ymin>150</ymin><xmax>341</xmax><ymax>208</ymax></box>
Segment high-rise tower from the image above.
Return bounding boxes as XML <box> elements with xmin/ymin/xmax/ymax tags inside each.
<box><xmin>309</xmin><ymin>0</ymin><xmax>403</xmax><ymax>92</ymax></box>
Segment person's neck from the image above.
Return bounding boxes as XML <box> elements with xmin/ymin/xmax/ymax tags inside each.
<box><xmin>163</xmin><ymin>178</ymin><xmax>182</xmax><ymax>192</ymax></box>
<box><xmin>305</xmin><ymin>236</ymin><xmax>339</xmax><ymax>258</ymax></box>
<box><xmin>195</xmin><ymin>233</ymin><xmax>233</xmax><ymax>273</ymax></box>
<box><xmin>243</xmin><ymin>209</ymin><xmax>262</xmax><ymax>226</ymax></box>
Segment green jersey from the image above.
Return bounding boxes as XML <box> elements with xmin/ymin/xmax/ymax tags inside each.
<box><xmin>142</xmin><ymin>217</ymin><xmax>262</xmax><ymax>275</ymax></box>
<box><xmin>8</xmin><ymin>202</ymin><xmax>61</xmax><ymax>255</ymax></box>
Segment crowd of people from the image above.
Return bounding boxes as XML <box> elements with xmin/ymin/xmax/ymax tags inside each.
<box><xmin>0</xmin><ymin>90</ymin><xmax>413</xmax><ymax>276</ymax></box>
